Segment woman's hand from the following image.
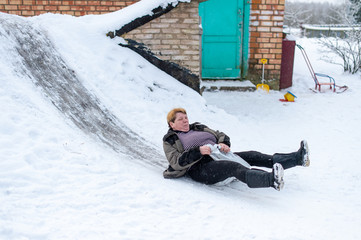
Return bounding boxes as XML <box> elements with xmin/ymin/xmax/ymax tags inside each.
<box><xmin>199</xmin><ymin>145</ymin><xmax>211</xmax><ymax>155</ymax></box>
<box><xmin>218</xmin><ymin>143</ymin><xmax>230</xmax><ymax>153</ymax></box>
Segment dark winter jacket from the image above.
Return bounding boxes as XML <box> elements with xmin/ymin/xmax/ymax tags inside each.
<box><xmin>162</xmin><ymin>122</ymin><xmax>231</xmax><ymax>178</ymax></box>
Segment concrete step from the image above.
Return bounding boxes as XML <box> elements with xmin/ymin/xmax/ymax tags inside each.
<box><xmin>200</xmin><ymin>80</ymin><xmax>256</xmax><ymax>93</ymax></box>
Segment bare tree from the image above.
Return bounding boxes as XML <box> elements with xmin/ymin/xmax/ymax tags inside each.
<box><xmin>319</xmin><ymin>0</ymin><xmax>361</xmax><ymax>74</ymax></box>
<box><xmin>337</xmin><ymin>0</ymin><xmax>361</xmax><ymax>25</ymax></box>
<box><xmin>320</xmin><ymin>30</ymin><xmax>361</xmax><ymax>74</ymax></box>
<box><xmin>350</xmin><ymin>0</ymin><xmax>361</xmax><ymax>23</ymax></box>
<box><xmin>284</xmin><ymin>2</ymin><xmax>311</xmax><ymax>27</ymax></box>
<box><xmin>284</xmin><ymin>2</ymin><xmax>342</xmax><ymax>27</ymax></box>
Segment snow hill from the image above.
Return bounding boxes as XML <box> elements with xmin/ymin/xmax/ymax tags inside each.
<box><xmin>1</xmin><ymin>5</ymin><xmax>361</xmax><ymax>240</ymax></box>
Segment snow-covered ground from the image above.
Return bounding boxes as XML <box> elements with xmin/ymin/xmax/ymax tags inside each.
<box><xmin>1</xmin><ymin>3</ymin><xmax>361</xmax><ymax>239</ymax></box>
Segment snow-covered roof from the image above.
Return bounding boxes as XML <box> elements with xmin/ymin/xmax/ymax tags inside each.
<box><xmin>78</xmin><ymin>0</ymin><xmax>191</xmax><ymax>35</ymax></box>
<box><xmin>114</xmin><ymin>0</ymin><xmax>192</xmax><ymax>36</ymax></box>
<box><xmin>302</xmin><ymin>24</ymin><xmax>361</xmax><ymax>31</ymax></box>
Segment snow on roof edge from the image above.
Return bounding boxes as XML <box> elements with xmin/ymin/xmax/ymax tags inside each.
<box><xmin>78</xmin><ymin>0</ymin><xmax>191</xmax><ymax>34</ymax></box>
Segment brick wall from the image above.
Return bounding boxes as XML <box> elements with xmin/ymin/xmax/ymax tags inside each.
<box><xmin>0</xmin><ymin>0</ymin><xmax>139</xmax><ymax>16</ymax></box>
<box><xmin>1</xmin><ymin>0</ymin><xmax>286</xmax><ymax>87</ymax></box>
<box><xmin>248</xmin><ymin>0</ymin><xmax>285</xmax><ymax>89</ymax></box>
<box><xmin>125</xmin><ymin>0</ymin><xmax>201</xmax><ymax>76</ymax></box>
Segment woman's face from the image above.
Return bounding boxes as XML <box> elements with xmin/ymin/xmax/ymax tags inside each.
<box><xmin>170</xmin><ymin>112</ymin><xmax>190</xmax><ymax>132</ymax></box>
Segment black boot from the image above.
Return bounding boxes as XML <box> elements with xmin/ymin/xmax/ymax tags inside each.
<box><xmin>272</xmin><ymin>140</ymin><xmax>310</xmax><ymax>169</ymax></box>
<box><xmin>299</xmin><ymin>140</ymin><xmax>310</xmax><ymax>167</ymax></box>
<box><xmin>245</xmin><ymin>163</ymin><xmax>284</xmax><ymax>191</ymax></box>
<box><xmin>272</xmin><ymin>163</ymin><xmax>284</xmax><ymax>191</ymax></box>
<box><xmin>245</xmin><ymin>169</ymin><xmax>272</xmax><ymax>188</ymax></box>
<box><xmin>272</xmin><ymin>152</ymin><xmax>298</xmax><ymax>170</ymax></box>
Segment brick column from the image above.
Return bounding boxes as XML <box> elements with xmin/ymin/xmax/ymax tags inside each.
<box><xmin>248</xmin><ymin>0</ymin><xmax>284</xmax><ymax>89</ymax></box>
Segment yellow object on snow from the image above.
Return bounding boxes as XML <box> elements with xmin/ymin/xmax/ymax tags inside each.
<box><xmin>256</xmin><ymin>83</ymin><xmax>270</xmax><ymax>92</ymax></box>
<box><xmin>284</xmin><ymin>91</ymin><xmax>297</xmax><ymax>102</ymax></box>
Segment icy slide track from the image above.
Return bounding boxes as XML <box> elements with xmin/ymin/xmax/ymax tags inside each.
<box><xmin>1</xmin><ymin>16</ymin><xmax>165</xmax><ymax>168</ymax></box>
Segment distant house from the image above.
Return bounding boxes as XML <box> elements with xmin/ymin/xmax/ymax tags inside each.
<box><xmin>1</xmin><ymin>0</ymin><xmax>288</xmax><ymax>91</ymax></box>
<box><xmin>302</xmin><ymin>24</ymin><xmax>361</xmax><ymax>38</ymax></box>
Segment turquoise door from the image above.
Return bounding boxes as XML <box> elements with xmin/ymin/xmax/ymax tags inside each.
<box><xmin>199</xmin><ymin>0</ymin><xmax>249</xmax><ymax>79</ymax></box>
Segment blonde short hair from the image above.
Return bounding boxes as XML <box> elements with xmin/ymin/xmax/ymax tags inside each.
<box><xmin>167</xmin><ymin>108</ymin><xmax>187</xmax><ymax>127</ymax></box>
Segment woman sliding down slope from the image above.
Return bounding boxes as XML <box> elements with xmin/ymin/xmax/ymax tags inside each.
<box><xmin>162</xmin><ymin>108</ymin><xmax>310</xmax><ymax>191</ymax></box>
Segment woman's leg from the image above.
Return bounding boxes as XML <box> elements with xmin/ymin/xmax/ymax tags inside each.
<box><xmin>234</xmin><ymin>140</ymin><xmax>310</xmax><ymax>170</ymax></box>
<box><xmin>187</xmin><ymin>160</ymin><xmax>248</xmax><ymax>184</ymax></box>
<box><xmin>234</xmin><ymin>151</ymin><xmax>273</xmax><ymax>168</ymax></box>
<box><xmin>187</xmin><ymin>160</ymin><xmax>283</xmax><ymax>190</ymax></box>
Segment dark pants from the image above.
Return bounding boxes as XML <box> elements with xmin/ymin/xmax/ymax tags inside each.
<box><xmin>187</xmin><ymin>150</ymin><xmax>301</xmax><ymax>188</ymax></box>
<box><xmin>236</xmin><ymin>151</ymin><xmax>300</xmax><ymax>170</ymax></box>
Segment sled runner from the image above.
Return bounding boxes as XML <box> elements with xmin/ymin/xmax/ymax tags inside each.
<box><xmin>296</xmin><ymin>44</ymin><xmax>348</xmax><ymax>93</ymax></box>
